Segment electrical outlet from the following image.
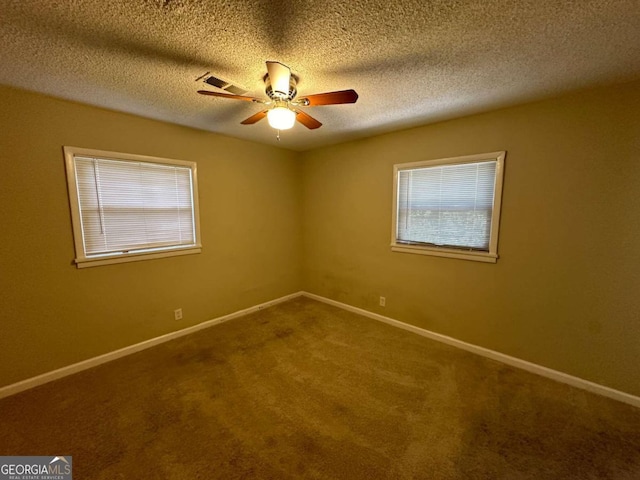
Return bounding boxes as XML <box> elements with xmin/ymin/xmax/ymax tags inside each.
<box><xmin>174</xmin><ymin>308</ymin><xmax>183</xmax><ymax>320</ymax></box>
<box><xmin>379</xmin><ymin>296</ymin><xmax>386</xmax><ymax>307</ymax></box>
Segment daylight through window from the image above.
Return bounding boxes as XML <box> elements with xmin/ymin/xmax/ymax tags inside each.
<box><xmin>64</xmin><ymin>147</ymin><xmax>201</xmax><ymax>268</ymax></box>
<box><xmin>392</xmin><ymin>151</ymin><xmax>505</xmax><ymax>263</ymax></box>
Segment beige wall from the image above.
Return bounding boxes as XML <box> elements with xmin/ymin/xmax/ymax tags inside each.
<box><xmin>2</xmin><ymin>81</ymin><xmax>639</xmax><ymax>398</ymax></box>
<box><xmin>0</xmin><ymin>86</ymin><xmax>301</xmax><ymax>387</ymax></box>
<box><xmin>301</xmin><ymin>81</ymin><xmax>640</xmax><ymax>396</ymax></box>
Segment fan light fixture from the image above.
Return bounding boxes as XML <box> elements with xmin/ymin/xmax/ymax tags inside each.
<box><xmin>267</xmin><ymin>106</ymin><xmax>295</xmax><ymax>130</ymax></box>
<box><xmin>197</xmin><ymin>61</ymin><xmax>359</xmax><ymax>132</ymax></box>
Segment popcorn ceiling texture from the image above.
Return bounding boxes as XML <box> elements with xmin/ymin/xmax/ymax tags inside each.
<box><xmin>0</xmin><ymin>0</ymin><xmax>639</xmax><ymax>151</ymax></box>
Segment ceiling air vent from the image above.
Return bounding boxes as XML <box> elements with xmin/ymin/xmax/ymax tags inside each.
<box><xmin>203</xmin><ymin>74</ymin><xmax>249</xmax><ymax>96</ymax></box>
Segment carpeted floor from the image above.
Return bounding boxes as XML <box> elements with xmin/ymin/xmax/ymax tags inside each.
<box><xmin>1</xmin><ymin>297</ymin><xmax>639</xmax><ymax>479</ymax></box>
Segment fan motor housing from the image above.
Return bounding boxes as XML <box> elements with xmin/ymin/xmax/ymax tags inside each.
<box><xmin>264</xmin><ymin>73</ymin><xmax>298</xmax><ymax>101</ymax></box>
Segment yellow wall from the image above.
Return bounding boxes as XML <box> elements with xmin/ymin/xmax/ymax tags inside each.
<box><xmin>2</xmin><ymin>81</ymin><xmax>639</xmax><ymax>397</ymax></box>
<box><xmin>301</xmin><ymin>81</ymin><xmax>640</xmax><ymax>396</ymax></box>
<box><xmin>0</xmin><ymin>85</ymin><xmax>301</xmax><ymax>386</ymax></box>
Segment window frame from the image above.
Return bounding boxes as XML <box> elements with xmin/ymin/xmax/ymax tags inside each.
<box><xmin>63</xmin><ymin>146</ymin><xmax>202</xmax><ymax>269</ymax></box>
<box><xmin>391</xmin><ymin>151</ymin><xmax>505</xmax><ymax>263</ymax></box>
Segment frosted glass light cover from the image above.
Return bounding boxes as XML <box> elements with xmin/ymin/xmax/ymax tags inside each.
<box><xmin>267</xmin><ymin>107</ymin><xmax>295</xmax><ymax>130</ymax></box>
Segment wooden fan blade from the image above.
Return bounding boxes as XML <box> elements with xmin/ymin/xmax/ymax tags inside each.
<box><xmin>266</xmin><ymin>61</ymin><xmax>291</xmax><ymax>97</ymax></box>
<box><xmin>295</xmin><ymin>110</ymin><xmax>322</xmax><ymax>130</ymax></box>
<box><xmin>197</xmin><ymin>90</ymin><xmax>261</xmax><ymax>102</ymax></box>
<box><xmin>297</xmin><ymin>89</ymin><xmax>359</xmax><ymax>106</ymax></box>
<box><xmin>241</xmin><ymin>110</ymin><xmax>268</xmax><ymax>125</ymax></box>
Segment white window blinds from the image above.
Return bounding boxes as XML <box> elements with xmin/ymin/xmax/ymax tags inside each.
<box><xmin>396</xmin><ymin>160</ymin><xmax>497</xmax><ymax>251</ymax></box>
<box><xmin>74</xmin><ymin>156</ymin><xmax>196</xmax><ymax>256</ymax></box>
<box><xmin>64</xmin><ymin>147</ymin><xmax>201</xmax><ymax>267</ymax></box>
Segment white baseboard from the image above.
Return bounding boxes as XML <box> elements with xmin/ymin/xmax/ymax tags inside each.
<box><xmin>302</xmin><ymin>291</ymin><xmax>640</xmax><ymax>409</ymax></box>
<box><xmin>3</xmin><ymin>290</ymin><xmax>639</xmax><ymax>409</ymax></box>
<box><xmin>0</xmin><ymin>292</ymin><xmax>301</xmax><ymax>400</ymax></box>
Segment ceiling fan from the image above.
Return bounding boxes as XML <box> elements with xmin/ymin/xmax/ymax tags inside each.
<box><xmin>197</xmin><ymin>61</ymin><xmax>358</xmax><ymax>131</ymax></box>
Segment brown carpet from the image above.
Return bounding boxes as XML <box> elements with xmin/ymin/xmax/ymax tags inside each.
<box><xmin>1</xmin><ymin>297</ymin><xmax>639</xmax><ymax>479</ymax></box>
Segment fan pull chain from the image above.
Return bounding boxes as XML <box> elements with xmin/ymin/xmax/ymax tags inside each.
<box><xmin>276</xmin><ymin>130</ymin><xmax>281</xmax><ymax>141</ymax></box>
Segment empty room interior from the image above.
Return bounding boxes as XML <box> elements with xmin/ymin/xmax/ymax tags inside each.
<box><xmin>1</xmin><ymin>1</ymin><xmax>639</xmax><ymax>479</ymax></box>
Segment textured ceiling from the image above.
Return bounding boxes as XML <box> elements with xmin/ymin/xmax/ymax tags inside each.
<box><xmin>1</xmin><ymin>1</ymin><xmax>639</xmax><ymax>151</ymax></box>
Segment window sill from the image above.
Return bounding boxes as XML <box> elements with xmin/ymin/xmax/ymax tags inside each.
<box><xmin>391</xmin><ymin>244</ymin><xmax>498</xmax><ymax>263</ymax></box>
<box><xmin>75</xmin><ymin>246</ymin><xmax>202</xmax><ymax>269</ymax></box>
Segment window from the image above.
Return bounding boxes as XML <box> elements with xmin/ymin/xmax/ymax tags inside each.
<box><xmin>391</xmin><ymin>151</ymin><xmax>505</xmax><ymax>263</ymax></box>
<box><xmin>64</xmin><ymin>146</ymin><xmax>202</xmax><ymax>268</ymax></box>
